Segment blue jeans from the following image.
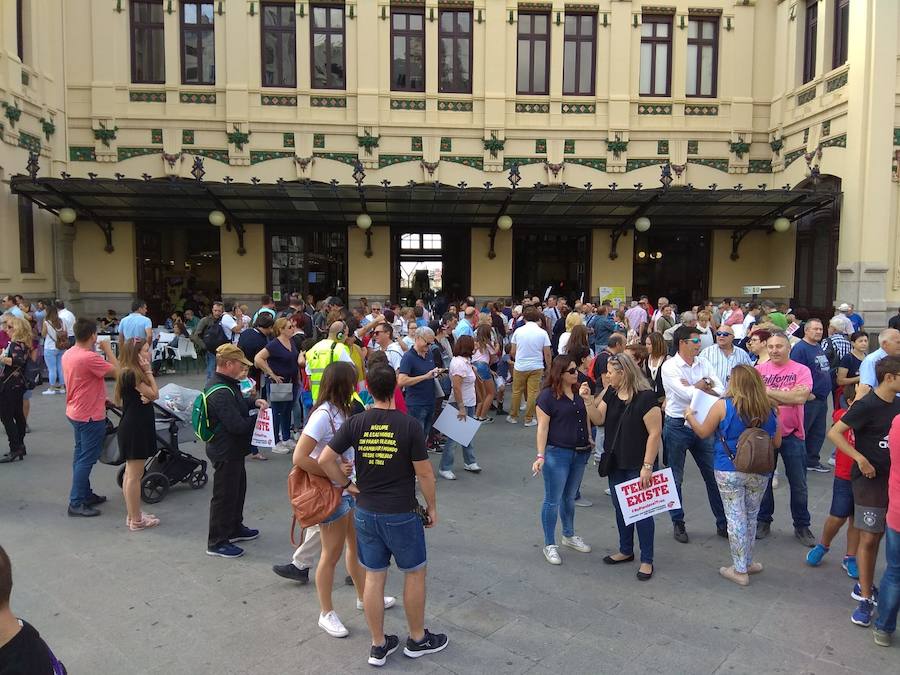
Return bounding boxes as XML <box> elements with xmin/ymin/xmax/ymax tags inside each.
<box><xmin>440</xmin><ymin>404</ymin><xmax>477</xmax><ymax>471</ymax></box>
<box><xmin>875</xmin><ymin>525</ymin><xmax>900</xmax><ymax>634</ymax></box>
<box><xmin>803</xmin><ymin>398</ymin><xmax>828</xmax><ymax>466</ymax></box>
<box><xmin>68</xmin><ymin>418</ymin><xmax>107</xmax><ymax>507</ymax></box>
<box><xmin>407</xmin><ymin>402</ymin><xmax>435</xmax><ymax>439</ymax></box>
<box><xmin>540</xmin><ymin>446</ymin><xmax>590</xmax><ymax>546</ymax></box>
<box><xmin>354</xmin><ymin>506</ymin><xmax>427</xmax><ymax>572</ymax></box>
<box><xmin>663</xmin><ymin>416</ymin><xmax>726</xmax><ymax>529</ymax></box>
<box><xmin>44</xmin><ymin>348</ymin><xmax>65</xmax><ymax>387</ymax></box>
<box><xmin>758</xmin><ymin>433</ymin><xmax>810</xmax><ymax>528</ymax></box>
<box><xmin>609</xmin><ymin>467</ymin><xmax>655</xmax><ymax>564</ymax></box>
<box><xmin>205</xmin><ymin>352</ymin><xmax>216</xmax><ymax>380</ymax></box>
<box><xmin>270</xmin><ymin>400</ymin><xmax>293</xmax><ymax>444</ymax></box>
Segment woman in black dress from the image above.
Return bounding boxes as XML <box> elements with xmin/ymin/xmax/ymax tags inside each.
<box><xmin>115</xmin><ymin>339</ymin><xmax>160</xmax><ymax>531</ymax></box>
<box><xmin>0</xmin><ymin>317</ymin><xmax>32</xmax><ymax>463</ymax></box>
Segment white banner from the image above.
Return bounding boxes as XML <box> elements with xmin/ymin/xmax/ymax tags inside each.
<box><xmin>251</xmin><ymin>407</ymin><xmax>276</xmax><ymax>448</ymax></box>
<box><xmin>614</xmin><ymin>467</ymin><xmax>682</xmax><ymax>526</ymax></box>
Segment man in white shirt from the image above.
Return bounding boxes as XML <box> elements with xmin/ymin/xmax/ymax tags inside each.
<box><xmin>699</xmin><ymin>324</ymin><xmax>752</xmax><ymax>387</ymax></box>
<box><xmin>370</xmin><ymin>322</ymin><xmax>405</xmax><ymax>370</ymax></box>
<box><xmin>507</xmin><ymin>306</ymin><xmax>552</xmax><ymax>427</ymax></box>
<box><xmin>542</xmin><ymin>296</ymin><xmax>561</xmax><ymax>328</ymax></box>
<box><xmin>55</xmin><ymin>300</ymin><xmax>77</xmax><ymax>346</ymax></box>
<box><xmin>651</xmin><ymin>297</ymin><xmax>669</xmax><ymax>332</ymax></box>
<box><xmin>831</xmin><ymin>303</ymin><xmax>855</xmax><ymax>336</ymax></box>
<box><xmin>362</xmin><ymin>302</ymin><xmax>383</xmax><ymax>327</ymax></box>
<box><xmin>660</xmin><ymin>325</ymin><xmax>728</xmax><ymax>544</ymax></box>
<box><xmin>220</xmin><ymin>303</ymin><xmax>245</xmax><ymax>343</ymax></box>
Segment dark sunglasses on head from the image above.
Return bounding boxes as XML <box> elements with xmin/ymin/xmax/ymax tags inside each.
<box><xmin>715</xmin><ymin>331</ymin><xmax>733</xmax><ymax>337</ymax></box>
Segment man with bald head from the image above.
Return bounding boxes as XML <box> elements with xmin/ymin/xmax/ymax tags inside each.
<box><xmin>857</xmin><ymin>328</ymin><xmax>900</xmax><ymax>399</ymax></box>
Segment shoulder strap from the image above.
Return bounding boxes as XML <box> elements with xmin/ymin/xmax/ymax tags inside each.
<box><xmin>204</xmin><ymin>383</ymin><xmax>234</xmax><ymax>399</ymax></box>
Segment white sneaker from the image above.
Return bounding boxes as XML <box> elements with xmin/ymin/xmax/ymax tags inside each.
<box><xmin>41</xmin><ymin>389</ymin><xmax>56</xmax><ymax>396</ymax></box>
<box><xmin>604</xmin><ymin>487</ymin><xmax>612</xmax><ymax>496</ymax></box>
<box><xmin>772</xmin><ymin>470</ymin><xmax>780</xmax><ymax>489</ymax></box>
<box><xmin>438</xmin><ymin>470</ymin><xmax>456</xmax><ymax>480</ymax></box>
<box><xmin>828</xmin><ymin>455</ymin><xmax>836</xmax><ymax>467</ymax></box>
<box><xmin>271</xmin><ymin>441</ymin><xmax>293</xmax><ymax>455</ymax></box>
<box><xmin>464</xmin><ymin>463</ymin><xmax>481</xmax><ymax>473</ymax></box>
<box><xmin>524</xmin><ymin>419</ymin><xmax>537</xmax><ymax>427</ymax></box>
<box><xmin>318</xmin><ymin>610</ymin><xmax>349</xmax><ymax>638</ymax></box>
<box><xmin>356</xmin><ymin>596</ymin><xmax>396</xmax><ymax>610</ymax></box>
<box><xmin>561</xmin><ymin>535</ymin><xmax>592</xmax><ymax>553</ymax></box>
<box><xmin>543</xmin><ymin>545</ymin><xmax>562</xmax><ymax>565</ymax></box>
<box><xmin>575</xmin><ymin>499</ymin><xmax>593</xmax><ymax>507</ymax></box>
<box><xmin>506</xmin><ymin>416</ymin><xmax>518</xmax><ymax>424</ymax></box>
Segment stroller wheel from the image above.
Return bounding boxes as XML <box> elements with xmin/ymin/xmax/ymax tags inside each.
<box><xmin>141</xmin><ymin>472</ymin><xmax>170</xmax><ymax>504</ymax></box>
<box><xmin>189</xmin><ymin>471</ymin><xmax>209</xmax><ymax>489</ymax></box>
<box><xmin>116</xmin><ymin>465</ymin><xmax>126</xmax><ymax>488</ymax></box>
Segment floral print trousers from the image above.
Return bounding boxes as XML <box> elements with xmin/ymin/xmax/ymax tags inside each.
<box><xmin>715</xmin><ymin>470</ymin><xmax>768</xmax><ymax>574</ymax></box>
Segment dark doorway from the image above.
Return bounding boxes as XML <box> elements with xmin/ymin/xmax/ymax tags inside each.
<box><xmin>513</xmin><ymin>231</ymin><xmax>590</xmax><ymax>302</ymax></box>
<box><xmin>266</xmin><ymin>228</ymin><xmax>347</xmax><ymax>304</ymax></box>
<box><xmin>632</xmin><ymin>229</ymin><xmax>710</xmax><ymax>312</ymax></box>
<box><xmin>391</xmin><ymin>229</ymin><xmax>470</xmax><ymax>305</ymax></box>
<box><xmin>792</xmin><ymin>175</ymin><xmax>841</xmax><ymax>320</ymax></box>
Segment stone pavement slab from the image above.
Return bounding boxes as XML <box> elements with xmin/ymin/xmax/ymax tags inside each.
<box><xmin>1</xmin><ymin>373</ymin><xmax>898</xmax><ymax>673</ymax></box>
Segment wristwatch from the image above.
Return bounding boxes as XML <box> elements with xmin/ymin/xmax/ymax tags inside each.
<box><xmin>702</xmin><ymin>377</ymin><xmax>713</xmax><ymax>387</ymax></box>
<box><xmin>642</xmin><ymin>463</ymin><xmax>653</xmax><ymax>471</ymax></box>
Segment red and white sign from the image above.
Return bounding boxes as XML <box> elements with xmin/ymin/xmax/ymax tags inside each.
<box><xmin>251</xmin><ymin>408</ymin><xmax>275</xmax><ymax>448</ymax></box>
<box><xmin>614</xmin><ymin>467</ymin><xmax>682</xmax><ymax>526</ymax></box>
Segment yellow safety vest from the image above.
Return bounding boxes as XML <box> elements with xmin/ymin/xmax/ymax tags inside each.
<box><xmin>306</xmin><ymin>339</ymin><xmax>351</xmax><ymax>402</ymax></box>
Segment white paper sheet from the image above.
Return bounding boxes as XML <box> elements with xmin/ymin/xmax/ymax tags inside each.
<box><xmin>432</xmin><ymin>405</ymin><xmax>481</xmax><ymax>448</ymax></box>
<box><xmin>689</xmin><ymin>389</ymin><xmax>720</xmax><ymax>425</ymax></box>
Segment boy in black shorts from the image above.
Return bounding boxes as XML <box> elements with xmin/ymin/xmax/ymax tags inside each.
<box><xmin>828</xmin><ymin>356</ymin><xmax>900</xmax><ymax>628</ymax></box>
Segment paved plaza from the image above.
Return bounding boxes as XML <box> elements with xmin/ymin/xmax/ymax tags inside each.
<box><xmin>1</xmin><ymin>373</ymin><xmax>897</xmax><ymax>674</ymax></box>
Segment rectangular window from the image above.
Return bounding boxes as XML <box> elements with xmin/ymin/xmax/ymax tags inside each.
<box><xmin>131</xmin><ymin>0</ymin><xmax>166</xmax><ymax>84</ymax></box>
<box><xmin>833</xmin><ymin>0</ymin><xmax>849</xmax><ymax>69</ymax></box>
<box><xmin>261</xmin><ymin>2</ymin><xmax>296</xmax><ymax>87</ymax></box>
<box><xmin>16</xmin><ymin>0</ymin><xmax>24</xmax><ymax>62</ymax></box>
<box><xmin>18</xmin><ymin>197</ymin><xmax>34</xmax><ymax>274</ymax></box>
<box><xmin>639</xmin><ymin>16</ymin><xmax>672</xmax><ymax>96</ymax></box>
<box><xmin>391</xmin><ymin>9</ymin><xmax>425</xmax><ymax>92</ymax></box>
<box><xmin>686</xmin><ymin>17</ymin><xmax>717</xmax><ymax>97</ymax></box>
<box><xmin>310</xmin><ymin>4</ymin><xmax>345</xmax><ymax>89</ymax></box>
<box><xmin>269</xmin><ymin>231</ymin><xmax>346</xmax><ymax>302</ymax></box>
<box><xmin>181</xmin><ymin>1</ymin><xmax>215</xmax><ymax>85</ymax></box>
<box><xmin>563</xmin><ymin>13</ymin><xmax>595</xmax><ymax>96</ymax></box>
<box><xmin>438</xmin><ymin>10</ymin><xmax>472</xmax><ymax>94</ymax></box>
<box><xmin>517</xmin><ymin>13</ymin><xmax>550</xmax><ymax>95</ymax></box>
<box><xmin>803</xmin><ymin>0</ymin><xmax>817</xmax><ymax>83</ymax></box>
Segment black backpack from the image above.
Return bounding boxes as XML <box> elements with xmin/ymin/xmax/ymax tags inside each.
<box><xmin>202</xmin><ymin>319</ymin><xmax>229</xmax><ymax>353</ymax></box>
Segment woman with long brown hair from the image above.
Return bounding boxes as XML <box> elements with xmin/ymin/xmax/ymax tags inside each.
<box><xmin>114</xmin><ymin>338</ymin><xmax>160</xmax><ymax>530</ymax></box>
<box><xmin>40</xmin><ymin>304</ymin><xmax>68</xmax><ymax>395</ymax></box>
<box><xmin>0</xmin><ymin>317</ymin><xmax>32</xmax><ymax>463</ymax></box>
<box><xmin>643</xmin><ymin>332</ymin><xmax>668</xmax><ymax>405</ymax></box>
<box><xmin>532</xmin><ymin>355</ymin><xmax>603</xmax><ymax>565</ymax></box>
<box><xmin>255</xmin><ymin>317</ymin><xmax>303</xmax><ymax>453</ymax></box>
<box><xmin>472</xmin><ymin>324</ymin><xmax>498</xmax><ymax>422</ymax></box>
<box><xmin>686</xmin><ymin>364</ymin><xmax>781</xmax><ymax>586</ymax></box>
<box><xmin>292</xmin><ymin>362</ymin><xmax>394</xmax><ymax>638</ymax></box>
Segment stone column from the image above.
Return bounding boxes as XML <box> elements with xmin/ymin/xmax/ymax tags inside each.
<box><xmin>53</xmin><ymin>222</ymin><xmax>82</xmax><ymax>311</ymax></box>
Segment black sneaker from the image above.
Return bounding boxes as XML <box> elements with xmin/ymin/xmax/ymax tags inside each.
<box><xmin>404</xmin><ymin>629</ymin><xmax>448</xmax><ymax>658</ymax></box>
<box><xmin>756</xmin><ymin>521</ymin><xmax>771</xmax><ymax>540</ymax></box>
<box><xmin>717</xmin><ymin>526</ymin><xmax>728</xmax><ymax>538</ymax></box>
<box><xmin>85</xmin><ymin>493</ymin><xmax>107</xmax><ymax>506</ymax></box>
<box><xmin>368</xmin><ymin>635</ymin><xmax>400</xmax><ymax>667</ymax></box>
<box><xmin>272</xmin><ymin>563</ymin><xmax>309</xmax><ymax>584</ymax></box>
<box><xmin>345</xmin><ymin>575</ymin><xmax>354</xmax><ymax>586</ymax></box>
<box><xmin>795</xmin><ymin>526</ymin><xmax>816</xmax><ymax>547</ymax></box>
<box><xmin>67</xmin><ymin>504</ymin><xmax>100</xmax><ymax>517</ymax></box>
<box><xmin>807</xmin><ymin>462</ymin><xmax>831</xmax><ymax>473</ymax></box>
<box><xmin>673</xmin><ymin>522</ymin><xmax>689</xmax><ymax>544</ymax></box>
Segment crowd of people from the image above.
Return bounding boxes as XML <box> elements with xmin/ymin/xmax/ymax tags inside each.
<box><xmin>3</xmin><ymin>289</ymin><xmax>900</xmax><ymax>668</ymax></box>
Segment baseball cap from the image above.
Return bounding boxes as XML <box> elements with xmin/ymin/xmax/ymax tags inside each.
<box><xmin>215</xmin><ymin>343</ymin><xmax>252</xmax><ymax>366</ymax></box>
<box><xmin>838</xmin><ymin>303</ymin><xmax>851</xmax><ymax>312</ymax></box>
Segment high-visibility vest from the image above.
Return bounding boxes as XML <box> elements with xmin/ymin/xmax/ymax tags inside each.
<box><xmin>306</xmin><ymin>339</ymin><xmax>350</xmax><ymax>403</ymax></box>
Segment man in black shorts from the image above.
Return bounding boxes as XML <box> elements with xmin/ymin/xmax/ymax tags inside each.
<box><xmin>828</xmin><ymin>355</ymin><xmax>900</xmax><ymax>628</ymax></box>
<box><xmin>319</xmin><ymin>366</ymin><xmax>448</xmax><ymax>667</ymax></box>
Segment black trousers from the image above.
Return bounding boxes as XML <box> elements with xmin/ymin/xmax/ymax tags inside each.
<box><xmin>207</xmin><ymin>458</ymin><xmax>247</xmax><ymax>548</ymax></box>
<box><xmin>0</xmin><ymin>386</ymin><xmax>26</xmax><ymax>453</ymax></box>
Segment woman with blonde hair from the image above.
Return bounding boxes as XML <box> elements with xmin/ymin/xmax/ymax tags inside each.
<box><xmin>685</xmin><ymin>364</ymin><xmax>780</xmax><ymax>586</ymax></box>
<box><xmin>115</xmin><ymin>338</ymin><xmax>160</xmax><ymax>530</ymax></box>
<box><xmin>472</xmin><ymin>324</ymin><xmax>499</xmax><ymax>422</ymax></box>
<box><xmin>0</xmin><ymin>317</ymin><xmax>32</xmax><ymax>463</ymax></box>
<box><xmin>696</xmin><ymin>310</ymin><xmax>715</xmax><ymax>350</ymax></box>
<box><xmin>557</xmin><ymin>312</ymin><xmax>584</xmax><ymax>355</ymax></box>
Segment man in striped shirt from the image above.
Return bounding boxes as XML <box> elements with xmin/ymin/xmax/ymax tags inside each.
<box><xmin>699</xmin><ymin>324</ymin><xmax>752</xmax><ymax>387</ymax></box>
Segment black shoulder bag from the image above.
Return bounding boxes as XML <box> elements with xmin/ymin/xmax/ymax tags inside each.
<box><xmin>597</xmin><ymin>395</ymin><xmax>632</xmax><ymax>477</ymax></box>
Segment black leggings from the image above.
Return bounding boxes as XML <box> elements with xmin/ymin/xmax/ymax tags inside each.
<box><xmin>0</xmin><ymin>386</ymin><xmax>26</xmax><ymax>452</ymax></box>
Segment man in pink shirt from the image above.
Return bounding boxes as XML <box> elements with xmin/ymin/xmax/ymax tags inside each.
<box><xmin>755</xmin><ymin>331</ymin><xmax>816</xmax><ymax>546</ymax></box>
<box><xmin>61</xmin><ymin>318</ymin><xmax>118</xmax><ymax>517</ymax></box>
<box><xmin>874</xmin><ymin>413</ymin><xmax>900</xmax><ymax>645</ymax></box>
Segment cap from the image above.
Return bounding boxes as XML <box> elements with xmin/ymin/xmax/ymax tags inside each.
<box><xmin>325</xmin><ymin>295</ymin><xmax>344</xmax><ymax>307</ymax></box>
<box><xmin>215</xmin><ymin>343</ymin><xmax>253</xmax><ymax>367</ymax></box>
<box><xmin>838</xmin><ymin>303</ymin><xmax>851</xmax><ymax>312</ymax></box>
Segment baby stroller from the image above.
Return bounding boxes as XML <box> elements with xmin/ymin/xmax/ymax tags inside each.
<box><xmin>106</xmin><ymin>383</ymin><xmax>209</xmax><ymax>504</ymax></box>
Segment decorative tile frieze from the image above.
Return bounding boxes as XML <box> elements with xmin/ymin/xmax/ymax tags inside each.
<box><xmin>313</xmin><ymin>133</ymin><xmax>325</xmax><ymax>149</ymax></box>
<box><xmin>442</xmin><ymin>156</ymin><xmax>484</xmax><ymax>170</ymax></box>
<box><xmin>151</xmin><ymin>128</ymin><xmax>163</xmax><ymax>144</ymax></box>
<box><xmin>390</xmin><ymin>99</ymin><xmax>426</xmax><ymax>111</ymax></box>
<box><xmin>311</xmin><ymin>96</ymin><xmax>347</xmax><ymax>108</ymax></box>
<box><xmin>515</xmin><ymin>102</ymin><xmax>550</xmax><ymax>114</ymax></box>
<box><xmin>261</xmin><ymin>94</ymin><xmax>297</xmax><ymax>106</ymax></box>
<box><xmin>440</xmin><ymin>137</ymin><xmax>452</xmax><ymax>152</ymax></box>
<box><xmin>688</xmin><ymin>158</ymin><xmax>729</xmax><ymax>172</ymax></box>
<box><xmin>825</xmin><ymin>72</ymin><xmax>848</xmax><ymax>93</ymax></box>
<box><xmin>503</xmin><ymin>157</ymin><xmax>542</xmax><ymax>170</ymax></box>
<box><xmin>822</xmin><ymin>120</ymin><xmax>831</xmax><ymax>137</ymax></box>
<box><xmin>190</xmin><ymin>149</ymin><xmax>229</xmax><ymax>163</ymax></box>
<box><xmin>894</xmin><ymin>128</ymin><xmax>900</xmax><ymax>146</ymax></box>
<box><xmin>180</xmin><ymin>91</ymin><xmax>216</xmax><ymax>104</ymax></box>
<box><xmin>796</xmin><ymin>88</ymin><xmax>815</xmax><ymax>105</ymax></box>
<box><xmin>821</xmin><ymin>133</ymin><xmax>847</xmax><ymax>149</ymax></box>
<box><xmin>561</xmin><ymin>103</ymin><xmax>595</xmax><ymax>114</ymax></box>
<box><xmin>182</xmin><ymin>130</ymin><xmax>195</xmax><ymax>145</ymax></box>
<box><xmin>748</xmin><ymin>159</ymin><xmax>773</xmax><ymax>173</ymax></box>
<box><xmin>803</xmin><ymin>128</ymin><xmax>809</xmax><ymax>144</ymax></box>
<box><xmin>535</xmin><ymin>139</ymin><xmax>547</xmax><ymax>154</ymax></box>
<box><xmin>684</xmin><ymin>104</ymin><xmax>719</xmax><ymax>116</ymax></box>
<box><xmin>566</xmin><ymin>157</ymin><xmax>607</xmax><ymax>172</ymax></box>
<box><xmin>411</xmin><ymin>136</ymin><xmax>422</xmax><ymax>152</ymax></box>
<box><xmin>379</xmin><ymin>154</ymin><xmax>421</xmax><ymax>168</ymax></box>
<box><xmin>564</xmin><ymin>139</ymin><xmax>575</xmax><ymax>154</ymax></box>
<box><xmin>626</xmin><ymin>159</ymin><xmax>664</xmax><ymax>172</ymax></box>
<box><xmin>657</xmin><ymin>140</ymin><xmax>669</xmax><ymax>155</ymax></box>
<box><xmin>437</xmin><ymin>100</ymin><xmax>473</xmax><ymax>112</ymax></box>
<box><xmin>638</xmin><ymin>104</ymin><xmax>672</xmax><ymax>115</ymax></box>
<box><xmin>129</xmin><ymin>90</ymin><xmax>166</xmax><ymax>103</ymax></box>
<box><xmin>117</xmin><ymin>147</ymin><xmax>159</xmax><ymax>161</ymax></box>
<box><xmin>18</xmin><ymin>132</ymin><xmax>41</xmax><ymax>154</ymax></box>
<box><xmin>283</xmin><ymin>132</ymin><xmax>295</xmax><ymax>148</ymax></box>
<box><xmin>250</xmin><ymin>150</ymin><xmax>295</xmax><ymax>164</ymax></box>
<box><xmin>313</xmin><ymin>151</ymin><xmax>358</xmax><ymax>165</ymax></box>
<box><xmin>687</xmin><ymin>140</ymin><xmax>699</xmax><ymax>155</ymax></box>
<box><xmin>783</xmin><ymin>148</ymin><xmax>805</xmax><ymax>167</ymax></box>
<box><xmin>69</xmin><ymin>146</ymin><xmax>96</xmax><ymax>162</ymax></box>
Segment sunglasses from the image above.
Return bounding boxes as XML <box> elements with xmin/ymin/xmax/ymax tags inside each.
<box><xmin>565</xmin><ymin>367</ymin><xmax>578</xmax><ymax>374</ymax></box>
<box><xmin>682</xmin><ymin>337</ymin><xmax>701</xmax><ymax>344</ymax></box>
<box><xmin>715</xmin><ymin>331</ymin><xmax>733</xmax><ymax>337</ymax></box>
<box><xmin>372</xmin><ymin>330</ymin><xmax>386</xmax><ymax>335</ymax></box>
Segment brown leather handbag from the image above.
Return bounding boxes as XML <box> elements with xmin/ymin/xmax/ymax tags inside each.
<box><xmin>288</xmin><ymin>465</ymin><xmax>342</xmax><ymax>537</ymax></box>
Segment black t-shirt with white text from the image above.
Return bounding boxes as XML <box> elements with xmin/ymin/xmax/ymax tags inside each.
<box><xmin>329</xmin><ymin>408</ymin><xmax>428</xmax><ymax>513</ymax></box>
<box><xmin>841</xmin><ymin>390</ymin><xmax>900</xmax><ymax>477</ymax></box>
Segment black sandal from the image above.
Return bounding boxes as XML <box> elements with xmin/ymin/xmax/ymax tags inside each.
<box><xmin>602</xmin><ymin>554</ymin><xmax>635</xmax><ymax>565</ymax></box>
<box><xmin>636</xmin><ymin>566</ymin><xmax>654</xmax><ymax>581</ymax></box>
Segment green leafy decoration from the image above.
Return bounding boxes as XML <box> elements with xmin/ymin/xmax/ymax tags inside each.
<box><xmin>769</xmin><ymin>138</ymin><xmax>783</xmax><ymax>155</ymax></box>
<box><xmin>227</xmin><ymin>126</ymin><xmax>252</xmax><ymax>151</ymax></box>
<box><xmin>729</xmin><ymin>140</ymin><xmax>750</xmax><ymax>159</ymax></box>
<box><xmin>607</xmin><ymin>139</ymin><xmax>628</xmax><ymax>159</ymax></box>
<box><xmin>2</xmin><ymin>102</ymin><xmax>22</xmax><ymax>128</ymax></box>
<box><xmin>93</xmin><ymin>121</ymin><xmax>118</xmax><ymax>147</ymax></box>
<box><xmin>40</xmin><ymin>117</ymin><xmax>56</xmax><ymax>141</ymax></box>
<box><xmin>357</xmin><ymin>131</ymin><xmax>380</xmax><ymax>156</ymax></box>
<box><xmin>483</xmin><ymin>134</ymin><xmax>505</xmax><ymax>159</ymax></box>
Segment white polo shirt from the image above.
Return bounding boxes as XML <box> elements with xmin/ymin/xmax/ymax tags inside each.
<box><xmin>660</xmin><ymin>353</ymin><xmax>724</xmax><ymax>419</ymax></box>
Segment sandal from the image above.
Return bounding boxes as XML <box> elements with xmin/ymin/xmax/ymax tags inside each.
<box><xmin>128</xmin><ymin>513</ymin><xmax>160</xmax><ymax>531</ymax></box>
<box><xmin>250</xmin><ymin>453</ymin><xmax>269</xmax><ymax>461</ymax></box>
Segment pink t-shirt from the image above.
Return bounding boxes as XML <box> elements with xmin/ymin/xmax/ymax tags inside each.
<box><xmin>887</xmin><ymin>414</ymin><xmax>900</xmax><ymax>531</ymax></box>
<box><xmin>62</xmin><ymin>346</ymin><xmax>113</xmax><ymax>422</ymax></box>
<box><xmin>756</xmin><ymin>359</ymin><xmax>812</xmax><ymax>439</ymax></box>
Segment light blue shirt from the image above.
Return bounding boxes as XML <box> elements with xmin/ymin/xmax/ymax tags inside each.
<box><xmin>118</xmin><ymin>312</ymin><xmax>152</xmax><ymax>340</ymax></box>
<box><xmin>859</xmin><ymin>347</ymin><xmax>900</xmax><ymax>396</ymax></box>
<box><xmin>699</xmin><ymin>344</ymin><xmax>752</xmax><ymax>387</ymax></box>
<box><xmin>453</xmin><ymin>321</ymin><xmax>474</xmax><ymax>340</ymax></box>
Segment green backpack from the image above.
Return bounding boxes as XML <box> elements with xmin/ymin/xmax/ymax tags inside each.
<box><xmin>192</xmin><ymin>384</ymin><xmax>234</xmax><ymax>442</ymax></box>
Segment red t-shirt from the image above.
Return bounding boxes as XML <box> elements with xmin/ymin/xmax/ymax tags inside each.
<box><xmin>888</xmin><ymin>414</ymin><xmax>900</xmax><ymax>531</ymax></box>
<box><xmin>61</xmin><ymin>346</ymin><xmax>113</xmax><ymax>422</ymax></box>
<box><xmin>832</xmin><ymin>408</ymin><xmax>855</xmax><ymax>481</ymax></box>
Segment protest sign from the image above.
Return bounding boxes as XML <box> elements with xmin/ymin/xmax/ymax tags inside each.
<box><xmin>432</xmin><ymin>405</ymin><xmax>481</xmax><ymax>447</ymax></box>
<box><xmin>614</xmin><ymin>467</ymin><xmax>682</xmax><ymax>526</ymax></box>
<box><xmin>251</xmin><ymin>407</ymin><xmax>276</xmax><ymax>447</ymax></box>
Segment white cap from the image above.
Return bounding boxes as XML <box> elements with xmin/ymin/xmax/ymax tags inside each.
<box><xmin>838</xmin><ymin>303</ymin><xmax>851</xmax><ymax>312</ymax></box>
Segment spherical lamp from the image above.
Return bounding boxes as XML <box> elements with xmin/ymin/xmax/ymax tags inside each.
<box><xmin>356</xmin><ymin>213</ymin><xmax>372</xmax><ymax>230</ymax></box>
<box><xmin>634</xmin><ymin>216</ymin><xmax>651</xmax><ymax>233</ymax></box>
<box><xmin>208</xmin><ymin>210</ymin><xmax>226</xmax><ymax>227</ymax></box>
<box><xmin>773</xmin><ymin>216</ymin><xmax>791</xmax><ymax>233</ymax></box>
<box><xmin>58</xmin><ymin>207</ymin><xmax>77</xmax><ymax>224</ymax></box>
<box><xmin>496</xmin><ymin>215</ymin><xmax>513</xmax><ymax>231</ymax></box>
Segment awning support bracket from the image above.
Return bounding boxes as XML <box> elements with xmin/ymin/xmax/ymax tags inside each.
<box><xmin>609</xmin><ymin>192</ymin><xmax>664</xmax><ymax>260</ymax></box>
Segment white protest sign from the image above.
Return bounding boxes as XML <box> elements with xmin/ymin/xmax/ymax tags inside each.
<box><xmin>614</xmin><ymin>467</ymin><xmax>682</xmax><ymax>526</ymax></box>
<box><xmin>251</xmin><ymin>407</ymin><xmax>276</xmax><ymax>447</ymax></box>
<box><xmin>432</xmin><ymin>405</ymin><xmax>481</xmax><ymax>448</ymax></box>
<box><xmin>689</xmin><ymin>389</ymin><xmax>720</xmax><ymax>425</ymax></box>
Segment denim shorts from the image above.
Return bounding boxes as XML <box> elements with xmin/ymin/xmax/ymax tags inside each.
<box><xmin>473</xmin><ymin>361</ymin><xmax>492</xmax><ymax>381</ymax></box>
<box><xmin>354</xmin><ymin>506</ymin><xmax>427</xmax><ymax>572</ymax></box>
<box><xmin>829</xmin><ymin>477</ymin><xmax>854</xmax><ymax>519</ymax></box>
<box><xmin>321</xmin><ymin>494</ymin><xmax>354</xmax><ymax>525</ymax></box>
